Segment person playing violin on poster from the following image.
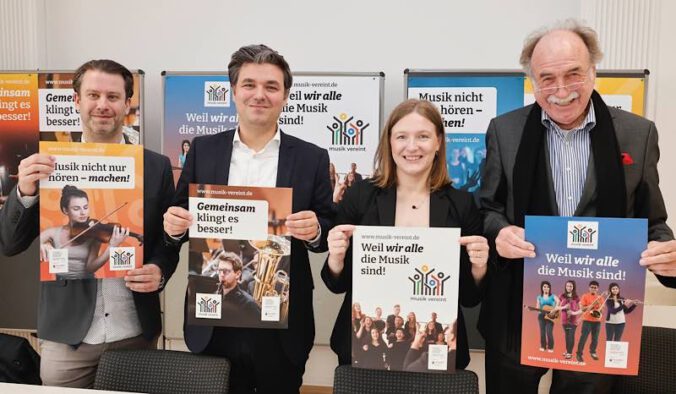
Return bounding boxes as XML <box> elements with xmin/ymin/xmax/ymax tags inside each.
<box><xmin>605</xmin><ymin>282</ymin><xmax>637</xmax><ymax>342</ymax></box>
<box><xmin>39</xmin><ymin>185</ymin><xmax>135</xmax><ymax>279</ymax></box>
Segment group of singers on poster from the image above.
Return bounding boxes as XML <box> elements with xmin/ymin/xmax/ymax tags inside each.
<box><xmin>350</xmin><ymin>302</ymin><xmax>456</xmax><ymax>371</ymax></box>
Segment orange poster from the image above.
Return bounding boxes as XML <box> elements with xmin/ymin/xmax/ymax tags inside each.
<box><xmin>38</xmin><ymin>141</ymin><xmax>144</xmax><ymax>281</ymax></box>
<box><xmin>0</xmin><ymin>73</ymin><xmax>39</xmax><ymax>206</ymax></box>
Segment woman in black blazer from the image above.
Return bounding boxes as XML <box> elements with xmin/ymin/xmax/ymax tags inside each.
<box><xmin>321</xmin><ymin>99</ymin><xmax>489</xmax><ymax>370</ymax></box>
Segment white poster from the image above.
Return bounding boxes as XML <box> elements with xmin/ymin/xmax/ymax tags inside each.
<box><xmin>352</xmin><ymin>226</ymin><xmax>461</xmax><ymax>373</ymax></box>
<box><xmin>281</xmin><ymin>74</ymin><xmax>381</xmax><ymax>181</ymax></box>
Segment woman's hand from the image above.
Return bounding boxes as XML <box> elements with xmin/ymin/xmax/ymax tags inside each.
<box><xmin>109</xmin><ymin>225</ymin><xmax>129</xmax><ymax>247</ymax></box>
<box><xmin>459</xmin><ymin>235</ymin><xmax>489</xmax><ymax>267</ymax></box>
<box><xmin>460</xmin><ymin>235</ymin><xmax>489</xmax><ymax>285</ymax></box>
<box><xmin>40</xmin><ymin>241</ymin><xmax>54</xmax><ymax>262</ymax></box>
<box><xmin>327</xmin><ymin>224</ymin><xmax>356</xmax><ymax>276</ymax></box>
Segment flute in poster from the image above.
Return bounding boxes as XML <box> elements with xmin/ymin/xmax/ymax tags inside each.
<box><xmin>187</xmin><ymin>183</ymin><xmax>293</xmax><ymax>329</ymax></box>
<box><xmin>352</xmin><ymin>226</ymin><xmax>461</xmax><ymax>373</ymax></box>
<box><xmin>38</xmin><ymin>141</ymin><xmax>144</xmax><ymax>281</ymax></box>
<box><xmin>521</xmin><ymin>216</ymin><xmax>647</xmax><ymax>375</ymax></box>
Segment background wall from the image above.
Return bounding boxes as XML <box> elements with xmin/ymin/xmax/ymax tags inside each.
<box><xmin>2</xmin><ymin>0</ymin><xmax>675</xmax><ymax>390</ymax></box>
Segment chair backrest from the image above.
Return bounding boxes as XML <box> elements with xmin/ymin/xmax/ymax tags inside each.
<box><xmin>93</xmin><ymin>349</ymin><xmax>230</xmax><ymax>394</ymax></box>
<box><xmin>333</xmin><ymin>365</ymin><xmax>479</xmax><ymax>394</ymax></box>
<box><xmin>613</xmin><ymin>326</ymin><xmax>676</xmax><ymax>394</ymax></box>
<box><xmin>0</xmin><ymin>333</ymin><xmax>41</xmax><ymax>385</ymax></box>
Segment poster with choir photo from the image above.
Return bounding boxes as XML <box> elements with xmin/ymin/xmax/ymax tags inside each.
<box><xmin>38</xmin><ymin>141</ymin><xmax>144</xmax><ymax>281</ymax></box>
<box><xmin>186</xmin><ymin>183</ymin><xmax>292</xmax><ymax>329</ymax></box>
<box><xmin>352</xmin><ymin>226</ymin><xmax>461</xmax><ymax>373</ymax></box>
<box><xmin>521</xmin><ymin>215</ymin><xmax>647</xmax><ymax>375</ymax></box>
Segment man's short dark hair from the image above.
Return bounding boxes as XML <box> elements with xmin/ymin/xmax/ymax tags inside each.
<box><xmin>72</xmin><ymin>59</ymin><xmax>134</xmax><ymax>99</ymax></box>
<box><xmin>217</xmin><ymin>251</ymin><xmax>243</xmax><ymax>273</ymax></box>
<box><xmin>228</xmin><ymin>44</ymin><xmax>292</xmax><ymax>93</ymax></box>
<box><xmin>589</xmin><ymin>280</ymin><xmax>600</xmax><ymax>287</ymax></box>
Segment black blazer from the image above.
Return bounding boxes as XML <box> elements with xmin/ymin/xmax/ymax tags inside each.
<box><xmin>172</xmin><ymin>129</ymin><xmax>334</xmax><ymax>367</ymax></box>
<box><xmin>320</xmin><ymin>180</ymin><xmax>484</xmax><ymax>368</ymax></box>
<box><xmin>0</xmin><ymin>149</ymin><xmax>180</xmax><ymax>344</ymax></box>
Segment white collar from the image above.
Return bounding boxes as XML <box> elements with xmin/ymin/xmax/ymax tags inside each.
<box><xmin>233</xmin><ymin>127</ymin><xmax>281</xmax><ymax>152</ymax></box>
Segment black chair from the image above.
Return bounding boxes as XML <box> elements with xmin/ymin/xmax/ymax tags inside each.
<box><xmin>0</xmin><ymin>333</ymin><xmax>41</xmax><ymax>385</ymax></box>
<box><xmin>612</xmin><ymin>326</ymin><xmax>676</xmax><ymax>394</ymax></box>
<box><xmin>333</xmin><ymin>365</ymin><xmax>479</xmax><ymax>394</ymax></box>
<box><xmin>93</xmin><ymin>349</ymin><xmax>230</xmax><ymax>394</ymax></box>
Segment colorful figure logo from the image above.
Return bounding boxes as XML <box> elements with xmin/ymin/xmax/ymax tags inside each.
<box><xmin>326</xmin><ymin>113</ymin><xmax>369</xmax><ymax>145</ymax></box>
<box><xmin>198</xmin><ymin>296</ymin><xmax>221</xmax><ymax>314</ymax></box>
<box><xmin>408</xmin><ymin>264</ymin><xmax>450</xmax><ymax>296</ymax></box>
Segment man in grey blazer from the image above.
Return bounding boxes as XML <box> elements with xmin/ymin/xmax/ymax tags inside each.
<box><xmin>0</xmin><ymin>60</ymin><xmax>179</xmax><ymax>388</ymax></box>
<box><xmin>479</xmin><ymin>20</ymin><xmax>676</xmax><ymax>393</ymax></box>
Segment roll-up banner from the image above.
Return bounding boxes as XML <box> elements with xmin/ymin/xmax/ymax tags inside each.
<box><xmin>0</xmin><ymin>71</ymin><xmax>144</xmax><ymax>207</ymax></box>
<box><xmin>162</xmin><ymin>71</ymin><xmax>384</xmax><ymax>184</ymax></box>
<box><xmin>405</xmin><ymin>70</ymin><xmax>526</xmax><ymax>192</ymax></box>
<box><xmin>406</xmin><ymin>69</ymin><xmax>649</xmax><ymax>193</ymax></box>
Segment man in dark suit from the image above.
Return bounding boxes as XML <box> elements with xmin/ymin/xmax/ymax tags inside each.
<box><xmin>479</xmin><ymin>21</ymin><xmax>676</xmax><ymax>393</ymax></box>
<box><xmin>0</xmin><ymin>59</ymin><xmax>179</xmax><ymax>388</ymax></box>
<box><xmin>163</xmin><ymin>44</ymin><xmax>334</xmax><ymax>394</ymax></box>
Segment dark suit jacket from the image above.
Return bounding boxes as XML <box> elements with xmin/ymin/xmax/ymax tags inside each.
<box><xmin>479</xmin><ymin>104</ymin><xmax>676</xmax><ymax>351</ymax></box>
<box><xmin>0</xmin><ymin>149</ymin><xmax>179</xmax><ymax>345</ymax></box>
<box><xmin>172</xmin><ymin>129</ymin><xmax>334</xmax><ymax>368</ymax></box>
<box><xmin>320</xmin><ymin>180</ymin><xmax>484</xmax><ymax>369</ymax></box>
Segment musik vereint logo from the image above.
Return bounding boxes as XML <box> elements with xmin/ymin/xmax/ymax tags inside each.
<box><xmin>408</xmin><ymin>264</ymin><xmax>450</xmax><ymax>301</ymax></box>
<box><xmin>195</xmin><ymin>293</ymin><xmax>222</xmax><ymax>319</ymax></box>
<box><xmin>204</xmin><ymin>81</ymin><xmax>230</xmax><ymax>107</ymax></box>
<box><xmin>109</xmin><ymin>247</ymin><xmax>135</xmax><ymax>271</ymax></box>
<box><xmin>327</xmin><ymin>113</ymin><xmax>369</xmax><ymax>152</ymax></box>
<box><xmin>567</xmin><ymin>221</ymin><xmax>599</xmax><ymax>250</ymax></box>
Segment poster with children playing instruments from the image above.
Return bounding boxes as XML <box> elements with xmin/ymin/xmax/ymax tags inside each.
<box><xmin>522</xmin><ymin>215</ymin><xmax>647</xmax><ymax>375</ymax></box>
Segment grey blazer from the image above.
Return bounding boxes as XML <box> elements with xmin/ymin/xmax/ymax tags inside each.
<box><xmin>0</xmin><ymin>149</ymin><xmax>179</xmax><ymax>345</ymax></box>
<box><xmin>479</xmin><ymin>104</ymin><xmax>674</xmax><ymax>284</ymax></box>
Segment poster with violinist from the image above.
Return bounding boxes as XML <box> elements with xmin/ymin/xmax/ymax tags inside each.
<box><xmin>38</xmin><ymin>141</ymin><xmax>144</xmax><ymax>281</ymax></box>
<box><xmin>186</xmin><ymin>183</ymin><xmax>292</xmax><ymax>329</ymax></box>
<box><xmin>521</xmin><ymin>216</ymin><xmax>647</xmax><ymax>375</ymax></box>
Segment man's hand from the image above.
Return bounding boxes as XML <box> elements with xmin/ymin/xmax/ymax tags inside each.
<box><xmin>286</xmin><ymin>210</ymin><xmax>319</xmax><ymax>241</ymax></box>
<box><xmin>17</xmin><ymin>154</ymin><xmax>55</xmax><ymax>196</ymax></box>
<box><xmin>495</xmin><ymin>225</ymin><xmax>535</xmax><ymax>259</ymax></box>
<box><xmin>125</xmin><ymin>263</ymin><xmax>163</xmax><ymax>292</ymax></box>
<box><xmin>163</xmin><ymin>206</ymin><xmax>193</xmax><ymax>237</ymax></box>
<box><xmin>640</xmin><ymin>240</ymin><xmax>676</xmax><ymax>277</ymax></box>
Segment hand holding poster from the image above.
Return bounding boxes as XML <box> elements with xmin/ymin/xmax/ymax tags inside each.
<box><xmin>187</xmin><ymin>184</ymin><xmax>293</xmax><ymax>328</ymax></box>
<box><xmin>521</xmin><ymin>216</ymin><xmax>647</xmax><ymax>375</ymax></box>
<box><xmin>352</xmin><ymin>226</ymin><xmax>461</xmax><ymax>373</ymax></box>
<box><xmin>38</xmin><ymin>141</ymin><xmax>144</xmax><ymax>281</ymax></box>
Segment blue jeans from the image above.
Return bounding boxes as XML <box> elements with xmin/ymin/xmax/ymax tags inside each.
<box><xmin>606</xmin><ymin>322</ymin><xmax>625</xmax><ymax>341</ymax></box>
<box><xmin>577</xmin><ymin>321</ymin><xmax>600</xmax><ymax>356</ymax></box>
<box><xmin>538</xmin><ymin>314</ymin><xmax>554</xmax><ymax>349</ymax></box>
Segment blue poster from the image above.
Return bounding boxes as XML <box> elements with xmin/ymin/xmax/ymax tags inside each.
<box><xmin>522</xmin><ymin>216</ymin><xmax>647</xmax><ymax>375</ymax></box>
<box><xmin>407</xmin><ymin>73</ymin><xmax>524</xmax><ymax>191</ymax></box>
<box><xmin>163</xmin><ymin>73</ymin><xmax>238</xmax><ymax>182</ymax></box>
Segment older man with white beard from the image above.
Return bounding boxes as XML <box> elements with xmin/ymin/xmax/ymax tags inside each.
<box><xmin>478</xmin><ymin>19</ymin><xmax>676</xmax><ymax>394</ymax></box>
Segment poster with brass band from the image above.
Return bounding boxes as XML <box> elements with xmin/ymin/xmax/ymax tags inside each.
<box><xmin>186</xmin><ymin>183</ymin><xmax>293</xmax><ymax>328</ymax></box>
